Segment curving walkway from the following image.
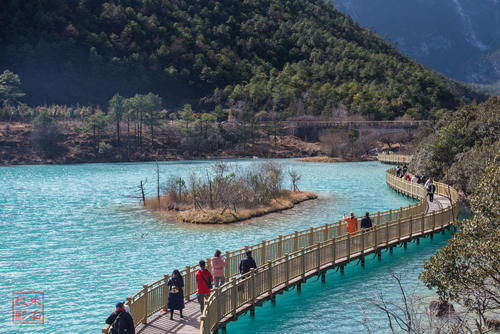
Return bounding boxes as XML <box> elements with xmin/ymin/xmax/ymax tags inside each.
<box><xmin>103</xmin><ymin>156</ymin><xmax>458</xmax><ymax>334</ymax></box>
<box><xmin>135</xmin><ymin>198</ymin><xmax>451</xmax><ymax>334</ymax></box>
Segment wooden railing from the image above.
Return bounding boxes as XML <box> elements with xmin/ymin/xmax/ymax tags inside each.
<box><xmin>199</xmin><ymin>167</ymin><xmax>458</xmax><ymax>333</ymax></box>
<box><xmin>102</xmin><ymin>157</ymin><xmax>458</xmax><ymax>334</ymax></box>
<box><xmin>378</xmin><ymin>153</ymin><xmax>412</xmax><ymax>164</ymax></box>
<box><xmin>263</xmin><ymin>120</ymin><xmax>429</xmax><ymax>128</ymax></box>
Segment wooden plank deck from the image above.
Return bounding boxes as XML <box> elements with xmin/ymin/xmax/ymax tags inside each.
<box><xmin>136</xmin><ymin>193</ymin><xmax>452</xmax><ymax>334</ymax></box>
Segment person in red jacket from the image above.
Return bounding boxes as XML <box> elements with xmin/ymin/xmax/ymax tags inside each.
<box><xmin>343</xmin><ymin>212</ymin><xmax>358</xmax><ymax>234</ymax></box>
<box><xmin>195</xmin><ymin>260</ymin><xmax>213</xmax><ymax>313</ymax></box>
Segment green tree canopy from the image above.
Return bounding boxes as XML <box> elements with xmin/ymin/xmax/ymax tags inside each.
<box><xmin>420</xmin><ymin>153</ymin><xmax>500</xmax><ymax>332</ymax></box>
<box><xmin>0</xmin><ymin>70</ymin><xmax>25</xmax><ymax>106</ymax></box>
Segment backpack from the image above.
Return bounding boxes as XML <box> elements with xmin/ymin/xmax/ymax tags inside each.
<box><xmin>111</xmin><ymin>311</ymin><xmax>126</xmax><ymax>334</ymax></box>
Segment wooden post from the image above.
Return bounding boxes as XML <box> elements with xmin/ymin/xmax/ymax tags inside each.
<box><xmin>251</xmin><ymin>269</ymin><xmax>256</xmax><ymax>306</ymax></box>
<box><xmin>324</xmin><ymin>223</ymin><xmax>329</xmax><ymax>241</ymax></box>
<box><xmin>409</xmin><ymin>214</ymin><xmax>413</xmax><ymax>238</ymax></box>
<box><xmin>331</xmin><ymin>238</ymin><xmax>336</xmax><ymax>265</ymax></box>
<box><xmin>309</xmin><ymin>227</ymin><xmax>314</xmax><ymax>245</ymax></box>
<box><xmin>207</xmin><ymin>257</ymin><xmax>212</xmax><ymax>273</ymax></box>
<box><xmin>216</xmin><ymin>287</ymin><xmax>221</xmax><ymax>326</ymax></box>
<box><xmin>262</xmin><ymin>240</ymin><xmax>266</xmax><ymax>263</ymax></box>
<box><xmin>163</xmin><ymin>275</ymin><xmax>169</xmax><ymax>311</ymax></box>
<box><xmin>225</xmin><ymin>251</ymin><xmax>230</xmax><ymax>281</ymax></box>
<box><xmin>377</xmin><ymin>211</ymin><xmax>380</xmax><ymax>226</ymax></box>
<box><xmin>232</xmin><ymin>279</ymin><xmax>237</xmax><ymax>316</ymax></box>
<box><xmin>374</xmin><ymin>224</ymin><xmax>378</xmax><ymax>250</ymax></box>
<box><xmin>347</xmin><ymin>234</ymin><xmax>351</xmax><ymax>261</ymax></box>
<box><xmin>268</xmin><ymin>261</ymin><xmax>273</xmax><ymax>295</ymax></box>
<box><xmin>421</xmin><ymin>213</ymin><xmax>425</xmax><ymax>234</ymax></box>
<box><xmin>398</xmin><ymin>216</ymin><xmax>401</xmax><ymax>242</ymax></box>
<box><xmin>317</xmin><ymin>242</ymin><xmax>321</xmax><ymax>271</ymax></box>
<box><xmin>278</xmin><ymin>235</ymin><xmax>283</xmax><ymax>257</ymax></box>
<box><xmin>338</xmin><ymin>220</ymin><xmax>342</xmax><ymax>236</ymax></box>
<box><xmin>432</xmin><ymin>211</ymin><xmax>436</xmax><ymax>231</ymax></box>
<box><xmin>294</xmin><ymin>231</ymin><xmax>298</xmax><ymax>251</ymax></box>
<box><xmin>285</xmin><ymin>253</ymin><xmax>290</xmax><ymax>284</ymax></box>
<box><xmin>385</xmin><ymin>221</ymin><xmax>389</xmax><ymax>246</ymax></box>
<box><xmin>389</xmin><ymin>209</ymin><xmax>392</xmax><ymax>223</ymax></box>
<box><xmin>361</xmin><ymin>230</ymin><xmax>365</xmax><ymax>256</ymax></box>
<box><xmin>142</xmin><ymin>284</ymin><xmax>148</xmax><ymax>324</ymax></box>
<box><xmin>185</xmin><ymin>266</ymin><xmax>191</xmax><ymax>301</ymax></box>
<box><xmin>361</xmin><ymin>230</ymin><xmax>365</xmax><ymax>267</ymax></box>
<box><xmin>301</xmin><ymin>249</ymin><xmax>306</xmax><ymax>280</ymax></box>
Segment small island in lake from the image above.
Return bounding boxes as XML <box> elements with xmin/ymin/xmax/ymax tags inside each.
<box><xmin>144</xmin><ymin>162</ymin><xmax>318</xmax><ymax>224</ymax></box>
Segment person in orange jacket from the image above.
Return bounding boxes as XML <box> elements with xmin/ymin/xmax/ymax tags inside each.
<box><xmin>343</xmin><ymin>212</ymin><xmax>358</xmax><ymax>234</ymax></box>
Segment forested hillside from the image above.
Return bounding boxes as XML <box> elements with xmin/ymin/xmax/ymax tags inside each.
<box><xmin>411</xmin><ymin>96</ymin><xmax>500</xmax><ymax>198</ymax></box>
<box><xmin>0</xmin><ymin>0</ymin><xmax>485</xmax><ymax>119</ymax></box>
<box><xmin>334</xmin><ymin>0</ymin><xmax>500</xmax><ymax>86</ymax></box>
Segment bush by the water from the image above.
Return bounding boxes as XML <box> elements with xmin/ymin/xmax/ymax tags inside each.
<box><xmin>163</xmin><ymin>162</ymin><xmax>298</xmax><ymax>214</ymax></box>
<box><xmin>30</xmin><ymin>111</ymin><xmax>65</xmax><ymax>157</ymax></box>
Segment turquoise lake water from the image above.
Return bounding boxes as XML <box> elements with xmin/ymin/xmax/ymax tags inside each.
<box><xmin>0</xmin><ymin>159</ymin><xmax>447</xmax><ymax>333</ymax></box>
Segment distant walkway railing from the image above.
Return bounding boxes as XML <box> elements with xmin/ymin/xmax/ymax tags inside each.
<box><xmin>102</xmin><ymin>156</ymin><xmax>457</xmax><ymax>334</ymax></box>
<box><xmin>259</xmin><ymin>120</ymin><xmax>429</xmax><ymax>128</ymax></box>
<box><xmin>378</xmin><ymin>153</ymin><xmax>412</xmax><ymax>164</ymax></box>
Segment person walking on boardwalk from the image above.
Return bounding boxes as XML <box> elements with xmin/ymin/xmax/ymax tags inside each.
<box><xmin>360</xmin><ymin>212</ymin><xmax>372</xmax><ymax>229</ymax></box>
<box><xmin>105</xmin><ymin>301</ymin><xmax>135</xmax><ymax>334</ymax></box>
<box><xmin>211</xmin><ymin>250</ymin><xmax>226</xmax><ymax>287</ymax></box>
<box><xmin>167</xmin><ymin>269</ymin><xmax>184</xmax><ymax>320</ymax></box>
<box><xmin>195</xmin><ymin>260</ymin><xmax>213</xmax><ymax>313</ymax></box>
<box><xmin>427</xmin><ymin>179</ymin><xmax>436</xmax><ymax>202</ymax></box>
<box><xmin>396</xmin><ymin>164</ymin><xmax>401</xmax><ymax>177</ymax></box>
<box><xmin>239</xmin><ymin>250</ymin><xmax>257</xmax><ymax>275</ymax></box>
<box><xmin>402</xmin><ymin>164</ymin><xmax>408</xmax><ymax>176</ymax></box>
<box><xmin>343</xmin><ymin>212</ymin><xmax>358</xmax><ymax>234</ymax></box>
<box><xmin>425</xmin><ymin>177</ymin><xmax>432</xmax><ymax>188</ymax></box>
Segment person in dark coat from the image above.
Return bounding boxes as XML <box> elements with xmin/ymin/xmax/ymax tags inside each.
<box><xmin>360</xmin><ymin>212</ymin><xmax>372</xmax><ymax>229</ymax></box>
<box><xmin>402</xmin><ymin>164</ymin><xmax>408</xmax><ymax>176</ymax></box>
<box><xmin>239</xmin><ymin>250</ymin><xmax>257</xmax><ymax>275</ymax></box>
<box><xmin>396</xmin><ymin>165</ymin><xmax>401</xmax><ymax>177</ymax></box>
<box><xmin>105</xmin><ymin>302</ymin><xmax>135</xmax><ymax>334</ymax></box>
<box><xmin>167</xmin><ymin>269</ymin><xmax>184</xmax><ymax>320</ymax></box>
<box><xmin>427</xmin><ymin>179</ymin><xmax>436</xmax><ymax>202</ymax></box>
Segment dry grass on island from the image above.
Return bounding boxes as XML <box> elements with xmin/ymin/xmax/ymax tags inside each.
<box><xmin>144</xmin><ymin>162</ymin><xmax>318</xmax><ymax>224</ymax></box>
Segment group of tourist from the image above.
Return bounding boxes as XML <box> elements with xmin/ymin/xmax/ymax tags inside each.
<box><xmin>343</xmin><ymin>211</ymin><xmax>373</xmax><ymax>234</ymax></box>
<box><xmin>396</xmin><ymin>164</ymin><xmax>436</xmax><ymax>202</ymax></box>
<box><xmin>106</xmin><ymin>249</ymin><xmax>258</xmax><ymax>331</ymax></box>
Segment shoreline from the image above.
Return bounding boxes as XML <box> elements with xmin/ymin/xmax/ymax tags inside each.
<box><xmin>297</xmin><ymin>156</ymin><xmax>376</xmax><ymax>163</ymax></box>
<box><xmin>145</xmin><ymin>190</ymin><xmax>318</xmax><ymax>224</ymax></box>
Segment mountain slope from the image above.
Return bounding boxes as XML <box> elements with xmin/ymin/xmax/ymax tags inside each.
<box><xmin>334</xmin><ymin>0</ymin><xmax>500</xmax><ymax>85</ymax></box>
<box><xmin>0</xmin><ymin>0</ymin><xmax>485</xmax><ymax>119</ymax></box>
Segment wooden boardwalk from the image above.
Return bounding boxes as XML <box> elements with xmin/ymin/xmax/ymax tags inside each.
<box><xmin>135</xmin><ymin>193</ymin><xmax>451</xmax><ymax>334</ymax></box>
<box><xmin>136</xmin><ymin>297</ymin><xmax>200</xmax><ymax>334</ymax></box>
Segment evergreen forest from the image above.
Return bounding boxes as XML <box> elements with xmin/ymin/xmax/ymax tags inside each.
<box><xmin>0</xmin><ymin>0</ymin><xmax>486</xmax><ymax>119</ymax></box>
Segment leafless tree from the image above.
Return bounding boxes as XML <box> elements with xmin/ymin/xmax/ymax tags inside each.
<box><xmin>358</xmin><ymin>273</ymin><xmax>475</xmax><ymax>334</ymax></box>
<box><xmin>288</xmin><ymin>168</ymin><xmax>301</xmax><ymax>191</ymax></box>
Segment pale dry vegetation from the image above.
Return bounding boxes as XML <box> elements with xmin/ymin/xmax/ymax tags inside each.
<box><xmin>145</xmin><ymin>162</ymin><xmax>317</xmax><ymax>223</ymax></box>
